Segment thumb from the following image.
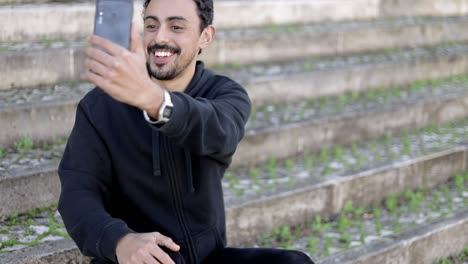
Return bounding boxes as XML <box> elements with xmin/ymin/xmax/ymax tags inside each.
<box><xmin>130</xmin><ymin>22</ymin><xmax>145</xmax><ymax>57</ymax></box>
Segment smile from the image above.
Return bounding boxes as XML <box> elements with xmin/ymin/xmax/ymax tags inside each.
<box><xmin>154</xmin><ymin>50</ymin><xmax>176</xmax><ymax>57</ymax></box>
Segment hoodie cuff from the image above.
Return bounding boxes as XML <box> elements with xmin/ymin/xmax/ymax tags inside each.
<box><xmin>98</xmin><ymin>220</ymin><xmax>134</xmax><ymax>263</ymax></box>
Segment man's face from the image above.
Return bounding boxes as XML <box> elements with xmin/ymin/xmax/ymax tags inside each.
<box><xmin>143</xmin><ymin>0</ymin><xmax>204</xmax><ymax>80</ymax></box>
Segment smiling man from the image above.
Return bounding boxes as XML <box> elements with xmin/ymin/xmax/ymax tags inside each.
<box><xmin>57</xmin><ymin>0</ymin><xmax>314</xmax><ymax>263</ymax></box>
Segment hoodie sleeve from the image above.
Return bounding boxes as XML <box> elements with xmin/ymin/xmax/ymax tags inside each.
<box><xmin>58</xmin><ymin>100</ymin><xmax>133</xmax><ymax>263</ymax></box>
<box><xmin>156</xmin><ymin>80</ymin><xmax>251</xmax><ymax>166</ymax></box>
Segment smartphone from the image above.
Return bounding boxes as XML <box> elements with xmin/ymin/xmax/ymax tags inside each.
<box><xmin>94</xmin><ymin>0</ymin><xmax>134</xmax><ymax>49</ymax></box>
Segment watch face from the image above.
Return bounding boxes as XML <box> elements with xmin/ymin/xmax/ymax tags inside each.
<box><xmin>163</xmin><ymin>106</ymin><xmax>173</xmax><ymax>118</ymax></box>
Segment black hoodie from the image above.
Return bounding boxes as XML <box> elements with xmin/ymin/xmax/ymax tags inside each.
<box><xmin>58</xmin><ymin>62</ymin><xmax>251</xmax><ymax>263</ymax></box>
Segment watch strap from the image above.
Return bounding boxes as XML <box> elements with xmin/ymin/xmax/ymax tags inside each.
<box><xmin>142</xmin><ymin>90</ymin><xmax>173</xmax><ymax>124</ymax></box>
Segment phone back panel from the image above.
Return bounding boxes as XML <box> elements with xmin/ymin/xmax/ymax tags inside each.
<box><xmin>94</xmin><ymin>0</ymin><xmax>133</xmax><ymax>49</ymax></box>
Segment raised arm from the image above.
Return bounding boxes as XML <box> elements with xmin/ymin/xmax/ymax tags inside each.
<box><xmin>156</xmin><ymin>81</ymin><xmax>251</xmax><ymax>165</ymax></box>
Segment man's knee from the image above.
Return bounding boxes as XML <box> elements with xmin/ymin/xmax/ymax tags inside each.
<box><xmin>282</xmin><ymin>250</ymin><xmax>315</xmax><ymax>264</ymax></box>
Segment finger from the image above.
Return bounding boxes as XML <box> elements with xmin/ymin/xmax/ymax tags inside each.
<box><xmin>86</xmin><ymin>46</ymin><xmax>115</xmax><ymax>68</ymax></box>
<box><xmin>85</xmin><ymin>58</ymin><xmax>116</xmax><ymax>79</ymax></box>
<box><xmin>141</xmin><ymin>251</ymin><xmax>160</xmax><ymax>264</ymax></box>
<box><xmin>131</xmin><ymin>22</ymin><xmax>145</xmax><ymax>58</ymax></box>
<box><xmin>153</xmin><ymin>233</ymin><xmax>180</xmax><ymax>252</ymax></box>
<box><xmin>148</xmin><ymin>246</ymin><xmax>175</xmax><ymax>264</ymax></box>
<box><xmin>86</xmin><ymin>69</ymin><xmax>114</xmax><ymax>92</ymax></box>
<box><xmin>89</xmin><ymin>34</ymin><xmax>127</xmax><ymax>56</ymax></box>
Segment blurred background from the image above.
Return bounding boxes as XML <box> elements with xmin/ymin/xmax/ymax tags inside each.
<box><xmin>1</xmin><ymin>0</ymin><xmax>468</xmax><ymax>263</ymax></box>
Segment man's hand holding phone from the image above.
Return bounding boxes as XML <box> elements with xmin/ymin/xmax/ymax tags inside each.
<box><xmin>85</xmin><ymin>24</ymin><xmax>163</xmax><ymax>118</ymax></box>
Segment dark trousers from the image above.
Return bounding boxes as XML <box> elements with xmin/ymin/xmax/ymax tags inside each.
<box><xmin>203</xmin><ymin>247</ymin><xmax>314</xmax><ymax>264</ymax></box>
<box><xmin>92</xmin><ymin>247</ymin><xmax>315</xmax><ymax>264</ymax></box>
<box><xmin>166</xmin><ymin>247</ymin><xmax>314</xmax><ymax>264</ymax></box>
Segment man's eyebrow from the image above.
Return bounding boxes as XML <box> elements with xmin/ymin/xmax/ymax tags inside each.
<box><xmin>167</xmin><ymin>16</ymin><xmax>188</xmax><ymax>22</ymax></box>
<box><xmin>144</xmin><ymin>15</ymin><xmax>159</xmax><ymax>22</ymax></box>
<box><xmin>144</xmin><ymin>16</ymin><xmax>188</xmax><ymax>22</ymax></box>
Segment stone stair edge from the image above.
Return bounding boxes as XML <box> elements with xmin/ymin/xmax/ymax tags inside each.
<box><xmin>3</xmin><ymin>14</ymin><xmax>468</xmax><ymax>74</ymax></box>
<box><xmin>228</xmin><ymin>144</ymin><xmax>467</xmax><ymax>210</ymax></box>
<box><xmin>2</xmin><ymin>47</ymin><xmax>468</xmax><ymax>149</ymax></box>
<box><xmin>2</xmin><ymin>31</ymin><xmax>468</xmax><ymax>91</ymax></box>
<box><xmin>0</xmin><ymin>239</ymin><xmax>89</xmax><ymax>264</ymax></box>
<box><xmin>0</xmin><ymin>0</ymin><xmax>378</xmax><ymax>42</ymax></box>
<box><xmin>0</xmin><ymin>139</ymin><xmax>466</xmax><ymax>242</ymax></box>
<box><xmin>3</xmin><ymin>15</ymin><xmax>468</xmax><ymax>45</ymax></box>
<box><xmin>1</xmin><ymin>212</ymin><xmax>467</xmax><ymax>264</ymax></box>
<box><xmin>0</xmin><ymin>173</ymin><xmax>466</xmax><ymax>264</ymax></box>
<box><xmin>318</xmin><ymin>210</ymin><xmax>468</xmax><ymax>264</ymax></box>
<box><xmin>1</xmin><ymin>72</ymin><xmax>467</xmax><ymax>160</ymax></box>
<box><xmin>235</xmin><ymin>90</ymin><xmax>468</xmax><ymax>166</ymax></box>
<box><xmin>2</xmin><ymin>1</ymin><xmax>468</xmax><ymax>45</ymax></box>
<box><xmin>227</xmin><ymin>145</ymin><xmax>467</xmax><ymax>245</ymax></box>
<box><xmin>3</xmin><ymin>0</ymin><xmax>468</xmax><ymax>30</ymax></box>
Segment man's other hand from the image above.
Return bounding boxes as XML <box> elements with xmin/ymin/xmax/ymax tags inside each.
<box><xmin>116</xmin><ymin>232</ymin><xmax>180</xmax><ymax>264</ymax></box>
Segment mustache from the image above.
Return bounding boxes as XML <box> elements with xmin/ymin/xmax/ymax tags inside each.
<box><xmin>148</xmin><ymin>44</ymin><xmax>181</xmax><ymax>54</ymax></box>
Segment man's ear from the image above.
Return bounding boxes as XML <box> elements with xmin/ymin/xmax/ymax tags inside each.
<box><xmin>199</xmin><ymin>25</ymin><xmax>216</xmax><ymax>50</ymax></box>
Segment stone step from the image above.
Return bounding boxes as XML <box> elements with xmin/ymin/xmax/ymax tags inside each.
<box><xmin>2</xmin><ymin>214</ymin><xmax>467</xmax><ymax>264</ymax></box>
<box><xmin>2</xmin><ymin>42</ymin><xmax>468</xmax><ymax>147</ymax></box>
<box><xmin>236</xmin><ymin>81</ymin><xmax>468</xmax><ymax>166</ymax></box>
<box><xmin>1</xmin><ymin>102</ymin><xmax>468</xmax><ymax>220</ymax></box>
<box><xmin>206</xmin><ymin>16</ymin><xmax>468</xmax><ymax>67</ymax></box>
<box><xmin>2</xmin><ymin>62</ymin><xmax>468</xmax><ymax>161</ymax></box>
<box><xmin>221</xmin><ymin>42</ymin><xmax>468</xmax><ymax>106</ymax></box>
<box><xmin>3</xmin><ymin>17</ymin><xmax>468</xmax><ymax>90</ymax></box>
<box><xmin>227</xmin><ymin>147</ymin><xmax>468</xmax><ymax>246</ymax></box>
<box><xmin>0</xmin><ymin>162</ymin><xmax>466</xmax><ymax>263</ymax></box>
<box><xmin>0</xmin><ymin>0</ymin><xmax>468</xmax><ymax>33</ymax></box>
<box><xmin>4</xmin><ymin>0</ymin><xmax>468</xmax><ymax>40</ymax></box>
<box><xmin>0</xmin><ymin>0</ymin><xmax>376</xmax><ymax>41</ymax></box>
<box><xmin>252</xmin><ymin>180</ymin><xmax>468</xmax><ymax>264</ymax></box>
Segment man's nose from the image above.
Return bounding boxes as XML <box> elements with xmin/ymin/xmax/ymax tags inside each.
<box><xmin>154</xmin><ymin>26</ymin><xmax>170</xmax><ymax>44</ymax></box>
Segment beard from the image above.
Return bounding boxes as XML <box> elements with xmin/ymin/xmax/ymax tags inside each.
<box><xmin>146</xmin><ymin>44</ymin><xmax>198</xmax><ymax>81</ymax></box>
<box><xmin>146</xmin><ymin>62</ymin><xmax>178</xmax><ymax>81</ymax></box>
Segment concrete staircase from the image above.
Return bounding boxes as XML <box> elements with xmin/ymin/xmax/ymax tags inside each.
<box><xmin>1</xmin><ymin>0</ymin><xmax>468</xmax><ymax>263</ymax></box>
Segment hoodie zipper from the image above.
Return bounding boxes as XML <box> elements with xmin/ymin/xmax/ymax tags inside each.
<box><xmin>161</xmin><ymin>136</ymin><xmax>198</xmax><ymax>263</ymax></box>
<box><xmin>184</xmin><ymin>149</ymin><xmax>195</xmax><ymax>193</ymax></box>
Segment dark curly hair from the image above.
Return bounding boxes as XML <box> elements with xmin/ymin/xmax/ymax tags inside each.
<box><xmin>143</xmin><ymin>0</ymin><xmax>214</xmax><ymax>33</ymax></box>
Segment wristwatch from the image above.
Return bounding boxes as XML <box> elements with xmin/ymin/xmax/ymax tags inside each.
<box><xmin>143</xmin><ymin>90</ymin><xmax>173</xmax><ymax>124</ymax></box>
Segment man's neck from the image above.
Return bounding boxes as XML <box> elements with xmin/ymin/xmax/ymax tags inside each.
<box><xmin>155</xmin><ymin>60</ymin><xmax>197</xmax><ymax>93</ymax></box>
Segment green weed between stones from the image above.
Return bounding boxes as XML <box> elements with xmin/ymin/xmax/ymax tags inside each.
<box><xmin>454</xmin><ymin>174</ymin><xmax>465</xmax><ymax>192</ymax></box>
<box><xmin>253</xmin><ymin>174</ymin><xmax>467</xmax><ymax>260</ymax></box>
<box><xmin>0</xmin><ymin>204</ymin><xmax>69</xmax><ymax>251</ymax></box>
<box><xmin>436</xmin><ymin>247</ymin><xmax>468</xmax><ymax>264</ymax></box>
<box><xmin>15</xmin><ymin>136</ymin><xmax>34</xmax><ymax>154</ymax></box>
<box><xmin>304</xmin><ymin>151</ymin><xmax>314</xmax><ymax>171</ymax></box>
<box><xmin>227</xmin><ymin>118</ymin><xmax>468</xmax><ymax>200</ymax></box>
<box><xmin>385</xmin><ymin>194</ymin><xmax>399</xmax><ymax>215</ymax></box>
<box><xmin>304</xmin><ymin>63</ymin><xmax>314</xmax><ymax>71</ymax></box>
<box><xmin>229</xmin><ymin>63</ymin><xmax>242</xmax><ymax>70</ymax></box>
<box><xmin>249</xmin><ymin>168</ymin><xmax>261</xmax><ymax>185</ymax></box>
<box><xmin>401</xmin><ymin>131</ymin><xmax>411</xmax><ymax>156</ymax></box>
<box><xmin>38</xmin><ymin>37</ymin><xmax>65</xmax><ymax>47</ymax></box>
<box><xmin>247</xmin><ymin>73</ymin><xmax>468</xmax><ymax>129</ymax></box>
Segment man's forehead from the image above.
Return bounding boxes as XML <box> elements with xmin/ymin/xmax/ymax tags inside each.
<box><xmin>144</xmin><ymin>0</ymin><xmax>198</xmax><ymax>21</ymax></box>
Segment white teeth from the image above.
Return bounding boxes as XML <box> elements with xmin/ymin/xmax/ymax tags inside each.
<box><xmin>155</xmin><ymin>51</ymin><xmax>173</xmax><ymax>57</ymax></box>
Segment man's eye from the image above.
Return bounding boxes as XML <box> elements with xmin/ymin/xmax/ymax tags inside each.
<box><xmin>171</xmin><ymin>26</ymin><xmax>184</xmax><ymax>30</ymax></box>
<box><xmin>146</xmin><ymin>25</ymin><xmax>158</xmax><ymax>30</ymax></box>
